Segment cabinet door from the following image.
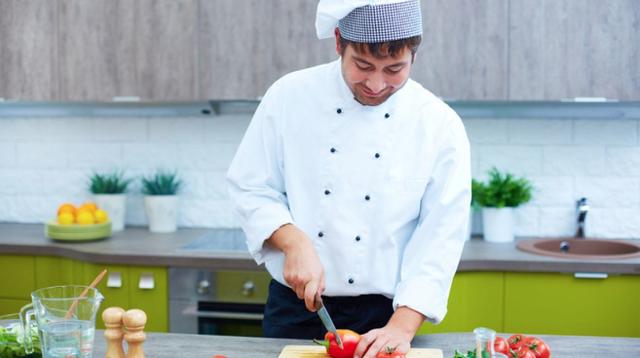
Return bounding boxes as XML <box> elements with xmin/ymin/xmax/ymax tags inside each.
<box><xmin>0</xmin><ymin>0</ymin><xmax>57</xmax><ymax>100</ymax></box>
<box><xmin>129</xmin><ymin>266</ymin><xmax>168</xmax><ymax>332</ymax></box>
<box><xmin>35</xmin><ymin>256</ymin><xmax>82</xmax><ymax>288</ymax></box>
<box><xmin>417</xmin><ymin>272</ymin><xmax>504</xmax><ymax>334</ymax></box>
<box><xmin>216</xmin><ymin>270</ymin><xmax>271</xmax><ymax>304</ymax></box>
<box><xmin>0</xmin><ymin>255</ymin><xmax>35</xmax><ymax>300</ymax></box>
<box><xmin>505</xmin><ymin>272</ymin><xmax>640</xmax><ymax>337</ymax></box>
<box><xmin>81</xmin><ymin>263</ymin><xmax>130</xmax><ymax>329</ymax></box>
<box><xmin>58</xmin><ymin>0</ymin><xmax>137</xmax><ymax>100</ymax></box>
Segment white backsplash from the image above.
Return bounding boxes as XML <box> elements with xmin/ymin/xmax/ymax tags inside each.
<box><xmin>1</xmin><ymin>114</ymin><xmax>638</xmax><ymax>239</ymax></box>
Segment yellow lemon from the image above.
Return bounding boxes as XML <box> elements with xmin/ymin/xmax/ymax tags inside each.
<box><xmin>94</xmin><ymin>209</ymin><xmax>109</xmax><ymax>224</ymax></box>
<box><xmin>79</xmin><ymin>202</ymin><xmax>98</xmax><ymax>213</ymax></box>
<box><xmin>57</xmin><ymin>212</ymin><xmax>75</xmax><ymax>225</ymax></box>
<box><xmin>57</xmin><ymin>203</ymin><xmax>76</xmax><ymax>216</ymax></box>
<box><xmin>76</xmin><ymin>211</ymin><xmax>95</xmax><ymax>225</ymax></box>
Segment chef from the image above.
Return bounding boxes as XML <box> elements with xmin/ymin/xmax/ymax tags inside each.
<box><xmin>227</xmin><ymin>0</ymin><xmax>470</xmax><ymax>357</ymax></box>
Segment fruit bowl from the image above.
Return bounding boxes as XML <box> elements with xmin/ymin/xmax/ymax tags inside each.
<box><xmin>45</xmin><ymin>221</ymin><xmax>112</xmax><ymax>242</ymax></box>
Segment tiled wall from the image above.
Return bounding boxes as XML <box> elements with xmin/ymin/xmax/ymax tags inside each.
<box><xmin>1</xmin><ymin>115</ymin><xmax>638</xmax><ymax>239</ymax></box>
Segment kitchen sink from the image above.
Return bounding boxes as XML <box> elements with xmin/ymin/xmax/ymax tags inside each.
<box><xmin>516</xmin><ymin>238</ymin><xmax>640</xmax><ymax>259</ymax></box>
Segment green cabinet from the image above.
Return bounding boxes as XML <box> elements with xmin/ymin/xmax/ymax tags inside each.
<box><xmin>0</xmin><ymin>255</ymin><xmax>35</xmax><ymax>315</ymax></box>
<box><xmin>418</xmin><ymin>272</ymin><xmax>504</xmax><ymax>335</ymax></box>
<box><xmin>35</xmin><ymin>256</ymin><xmax>81</xmax><ymax>288</ymax></box>
<box><xmin>82</xmin><ymin>263</ymin><xmax>168</xmax><ymax>332</ymax></box>
<box><xmin>504</xmin><ymin>272</ymin><xmax>640</xmax><ymax>337</ymax></box>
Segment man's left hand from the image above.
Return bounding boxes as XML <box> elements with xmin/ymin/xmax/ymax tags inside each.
<box><xmin>353</xmin><ymin>306</ymin><xmax>424</xmax><ymax>358</ymax></box>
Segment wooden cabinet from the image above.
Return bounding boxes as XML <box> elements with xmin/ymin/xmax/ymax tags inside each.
<box><xmin>0</xmin><ymin>0</ymin><xmax>57</xmax><ymax>100</ymax></box>
<box><xmin>417</xmin><ymin>272</ymin><xmax>505</xmax><ymax>335</ymax></box>
<box><xmin>0</xmin><ymin>255</ymin><xmax>35</xmax><ymax>315</ymax></box>
<box><xmin>504</xmin><ymin>272</ymin><xmax>640</xmax><ymax>337</ymax></box>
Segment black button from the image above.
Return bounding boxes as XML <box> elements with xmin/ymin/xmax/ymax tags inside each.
<box><xmin>324</xmin><ymin>189</ymin><xmax>331</xmax><ymax>195</ymax></box>
<box><xmin>384</xmin><ymin>113</ymin><xmax>390</xmax><ymax>118</ymax></box>
<box><xmin>348</xmin><ymin>278</ymin><xmax>354</xmax><ymax>284</ymax></box>
<box><xmin>337</xmin><ymin>108</ymin><xmax>343</xmax><ymax>114</ymax></box>
<box><xmin>330</xmin><ymin>147</ymin><xmax>336</xmax><ymax>153</ymax></box>
<box><xmin>355</xmin><ymin>236</ymin><xmax>361</xmax><ymax>242</ymax></box>
<box><xmin>318</xmin><ymin>232</ymin><xmax>324</xmax><ymax>238</ymax></box>
<box><xmin>374</xmin><ymin>153</ymin><xmax>380</xmax><ymax>159</ymax></box>
<box><xmin>365</xmin><ymin>195</ymin><xmax>370</xmax><ymax>201</ymax></box>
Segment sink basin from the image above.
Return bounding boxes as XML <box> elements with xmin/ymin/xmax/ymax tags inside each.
<box><xmin>516</xmin><ymin>238</ymin><xmax>640</xmax><ymax>259</ymax></box>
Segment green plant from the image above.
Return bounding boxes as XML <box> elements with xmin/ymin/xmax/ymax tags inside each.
<box><xmin>141</xmin><ymin>170</ymin><xmax>182</xmax><ymax>195</ymax></box>
<box><xmin>472</xmin><ymin>167</ymin><xmax>533</xmax><ymax>208</ymax></box>
<box><xmin>88</xmin><ymin>171</ymin><xmax>132</xmax><ymax>194</ymax></box>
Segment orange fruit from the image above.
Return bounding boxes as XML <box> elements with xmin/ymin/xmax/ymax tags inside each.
<box><xmin>57</xmin><ymin>212</ymin><xmax>75</xmax><ymax>225</ymax></box>
<box><xmin>57</xmin><ymin>203</ymin><xmax>76</xmax><ymax>216</ymax></box>
<box><xmin>79</xmin><ymin>202</ymin><xmax>98</xmax><ymax>213</ymax></box>
<box><xmin>94</xmin><ymin>209</ymin><xmax>109</xmax><ymax>224</ymax></box>
<box><xmin>76</xmin><ymin>210</ymin><xmax>95</xmax><ymax>225</ymax></box>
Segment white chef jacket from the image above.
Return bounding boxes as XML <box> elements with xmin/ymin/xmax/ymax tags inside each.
<box><xmin>226</xmin><ymin>58</ymin><xmax>470</xmax><ymax>324</ymax></box>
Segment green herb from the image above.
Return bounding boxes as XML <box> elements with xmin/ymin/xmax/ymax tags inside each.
<box><xmin>472</xmin><ymin>167</ymin><xmax>533</xmax><ymax>208</ymax></box>
<box><xmin>141</xmin><ymin>170</ymin><xmax>183</xmax><ymax>195</ymax></box>
<box><xmin>0</xmin><ymin>323</ymin><xmax>41</xmax><ymax>357</ymax></box>
<box><xmin>88</xmin><ymin>171</ymin><xmax>132</xmax><ymax>194</ymax></box>
<box><xmin>453</xmin><ymin>349</ymin><xmax>490</xmax><ymax>358</ymax></box>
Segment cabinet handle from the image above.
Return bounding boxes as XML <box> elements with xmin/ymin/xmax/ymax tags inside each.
<box><xmin>242</xmin><ymin>280</ymin><xmax>255</xmax><ymax>296</ymax></box>
<box><xmin>107</xmin><ymin>272</ymin><xmax>122</xmax><ymax>288</ymax></box>
<box><xmin>138</xmin><ymin>273</ymin><xmax>155</xmax><ymax>290</ymax></box>
<box><xmin>574</xmin><ymin>272</ymin><xmax>608</xmax><ymax>279</ymax></box>
<box><xmin>197</xmin><ymin>280</ymin><xmax>211</xmax><ymax>295</ymax></box>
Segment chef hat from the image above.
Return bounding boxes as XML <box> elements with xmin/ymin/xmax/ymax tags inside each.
<box><xmin>316</xmin><ymin>0</ymin><xmax>422</xmax><ymax>43</ymax></box>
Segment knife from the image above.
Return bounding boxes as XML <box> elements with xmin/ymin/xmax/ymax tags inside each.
<box><xmin>315</xmin><ymin>296</ymin><xmax>343</xmax><ymax>349</ymax></box>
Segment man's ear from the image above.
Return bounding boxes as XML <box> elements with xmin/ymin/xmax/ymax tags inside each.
<box><xmin>411</xmin><ymin>51</ymin><xmax>417</xmax><ymax>64</ymax></box>
<box><xmin>334</xmin><ymin>28</ymin><xmax>342</xmax><ymax>55</ymax></box>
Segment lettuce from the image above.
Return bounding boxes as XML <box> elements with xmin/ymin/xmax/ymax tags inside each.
<box><xmin>0</xmin><ymin>323</ymin><xmax>41</xmax><ymax>358</ymax></box>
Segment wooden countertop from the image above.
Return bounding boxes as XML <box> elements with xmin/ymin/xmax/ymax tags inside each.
<box><xmin>90</xmin><ymin>331</ymin><xmax>640</xmax><ymax>358</ymax></box>
<box><xmin>1</xmin><ymin>223</ymin><xmax>639</xmax><ymax>274</ymax></box>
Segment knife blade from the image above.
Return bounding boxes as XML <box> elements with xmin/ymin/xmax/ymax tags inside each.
<box><xmin>315</xmin><ymin>296</ymin><xmax>343</xmax><ymax>349</ymax></box>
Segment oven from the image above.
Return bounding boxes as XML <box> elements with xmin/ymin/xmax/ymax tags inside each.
<box><xmin>169</xmin><ymin>267</ymin><xmax>271</xmax><ymax>337</ymax></box>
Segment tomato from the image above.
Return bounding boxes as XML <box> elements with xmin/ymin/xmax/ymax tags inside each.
<box><xmin>494</xmin><ymin>336</ymin><xmax>510</xmax><ymax>355</ymax></box>
<box><xmin>376</xmin><ymin>346</ymin><xmax>406</xmax><ymax>358</ymax></box>
<box><xmin>507</xmin><ymin>334</ymin><xmax>527</xmax><ymax>351</ymax></box>
<box><xmin>522</xmin><ymin>337</ymin><xmax>551</xmax><ymax>358</ymax></box>
<box><xmin>515</xmin><ymin>347</ymin><xmax>536</xmax><ymax>358</ymax></box>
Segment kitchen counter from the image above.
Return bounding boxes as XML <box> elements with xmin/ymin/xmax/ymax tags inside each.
<box><xmin>1</xmin><ymin>223</ymin><xmax>639</xmax><ymax>274</ymax></box>
<box><xmin>90</xmin><ymin>331</ymin><xmax>640</xmax><ymax>357</ymax></box>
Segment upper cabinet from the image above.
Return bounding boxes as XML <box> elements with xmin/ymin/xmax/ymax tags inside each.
<box><xmin>0</xmin><ymin>0</ymin><xmax>57</xmax><ymax>100</ymax></box>
<box><xmin>0</xmin><ymin>0</ymin><xmax>638</xmax><ymax>101</ymax></box>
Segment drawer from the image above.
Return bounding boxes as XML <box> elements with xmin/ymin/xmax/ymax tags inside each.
<box><xmin>0</xmin><ymin>255</ymin><xmax>35</xmax><ymax>299</ymax></box>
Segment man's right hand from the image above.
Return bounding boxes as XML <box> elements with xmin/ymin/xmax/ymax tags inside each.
<box><xmin>268</xmin><ymin>224</ymin><xmax>325</xmax><ymax>312</ymax></box>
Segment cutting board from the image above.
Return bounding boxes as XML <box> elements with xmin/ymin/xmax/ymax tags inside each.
<box><xmin>278</xmin><ymin>345</ymin><xmax>443</xmax><ymax>358</ymax></box>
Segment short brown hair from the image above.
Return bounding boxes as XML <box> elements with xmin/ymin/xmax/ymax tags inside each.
<box><xmin>339</xmin><ymin>35</ymin><xmax>422</xmax><ymax>59</ymax></box>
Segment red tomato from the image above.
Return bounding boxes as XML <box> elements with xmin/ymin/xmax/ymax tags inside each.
<box><xmin>522</xmin><ymin>337</ymin><xmax>551</xmax><ymax>358</ymax></box>
<box><xmin>515</xmin><ymin>347</ymin><xmax>537</xmax><ymax>358</ymax></box>
<box><xmin>494</xmin><ymin>336</ymin><xmax>510</xmax><ymax>355</ymax></box>
<box><xmin>376</xmin><ymin>347</ymin><xmax>406</xmax><ymax>358</ymax></box>
<box><xmin>508</xmin><ymin>334</ymin><xmax>527</xmax><ymax>351</ymax></box>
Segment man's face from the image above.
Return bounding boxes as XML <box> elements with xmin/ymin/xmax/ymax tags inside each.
<box><xmin>338</xmin><ymin>41</ymin><xmax>414</xmax><ymax>106</ymax></box>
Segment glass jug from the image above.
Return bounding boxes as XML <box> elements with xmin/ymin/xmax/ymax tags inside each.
<box><xmin>20</xmin><ymin>285</ymin><xmax>104</xmax><ymax>358</ymax></box>
<box><xmin>473</xmin><ymin>327</ymin><xmax>509</xmax><ymax>358</ymax></box>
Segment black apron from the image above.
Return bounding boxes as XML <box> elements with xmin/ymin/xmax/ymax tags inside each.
<box><xmin>262</xmin><ymin>279</ymin><xmax>394</xmax><ymax>339</ymax></box>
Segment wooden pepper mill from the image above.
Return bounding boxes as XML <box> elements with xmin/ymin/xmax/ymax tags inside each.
<box><xmin>123</xmin><ymin>309</ymin><xmax>147</xmax><ymax>358</ymax></box>
<box><xmin>102</xmin><ymin>307</ymin><xmax>126</xmax><ymax>358</ymax></box>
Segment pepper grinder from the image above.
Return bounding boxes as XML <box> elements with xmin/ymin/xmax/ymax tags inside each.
<box><xmin>123</xmin><ymin>309</ymin><xmax>147</xmax><ymax>358</ymax></box>
<box><xmin>102</xmin><ymin>307</ymin><xmax>126</xmax><ymax>358</ymax></box>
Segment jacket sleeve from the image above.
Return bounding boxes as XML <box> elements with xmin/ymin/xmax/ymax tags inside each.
<box><xmin>226</xmin><ymin>84</ymin><xmax>293</xmax><ymax>265</ymax></box>
<box><xmin>392</xmin><ymin>109</ymin><xmax>471</xmax><ymax>324</ymax></box>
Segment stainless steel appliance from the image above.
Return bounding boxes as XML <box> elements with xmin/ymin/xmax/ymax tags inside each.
<box><xmin>169</xmin><ymin>267</ymin><xmax>268</xmax><ymax>337</ymax></box>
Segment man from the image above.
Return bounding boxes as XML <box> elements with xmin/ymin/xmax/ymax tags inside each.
<box><xmin>227</xmin><ymin>0</ymin><xmax>470</xmax><ymax>357</ymax></box>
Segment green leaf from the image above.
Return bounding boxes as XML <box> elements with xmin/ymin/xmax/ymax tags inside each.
<box><xmin>88</xmin><ymin>171</ymin><xmax>132</xmax><ymax>194</ymax></box>
<box><xmin>141</xmin><ymin>170</ymin><xmax>183</xmax><ymax>195</ymax></box>
<box><xmin>471</xmin><ymin>167</ymin><xmax>533</xmax><ymax>208</ymax></box>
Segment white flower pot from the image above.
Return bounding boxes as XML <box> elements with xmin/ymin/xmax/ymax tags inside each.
<box><xmin>482</xmin><ymin>207</ymin><xmax>515</xmax><ymax>243</ymax></box>
<box><xmin>144</xmin><ymin>195</ymin><xmax>178</xmax><ymax>233</ymax></box>
<box><xmin>93</xmin><ymin>194</ymin><xmax>127</xmax><ymax>231</ymax></box>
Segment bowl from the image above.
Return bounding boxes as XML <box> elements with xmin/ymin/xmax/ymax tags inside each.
<box><xmin>45</xmin><ymin>221</ymin><xmax>112</xmax><ymax>242</ymax></box>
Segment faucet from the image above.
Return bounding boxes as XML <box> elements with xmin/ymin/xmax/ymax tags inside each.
<box><xmin>576</xmin><ymin>197</ymin><xmax>589</xmax><ymax>238</ymax></box>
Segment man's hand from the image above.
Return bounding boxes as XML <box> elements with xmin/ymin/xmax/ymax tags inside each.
<box><xmin>353</xmin><ymin>306</ymin><xmax>424</xmax><ymax>358</ymax></box>
<box><xmin>268</xmin><ymin>224</ymin><xmax>325</xmax><ymax>312</ymax></box>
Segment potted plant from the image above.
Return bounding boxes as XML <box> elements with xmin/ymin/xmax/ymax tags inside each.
<box><xmin>88</xmin><ymin>171</ymin><xmax>132</xmax><ymax>231</ymax></box>
<box><xmin>473</xmin><ymin>168</ymin><xmax>533</xmax><ymax>243</ymax></box>
<box><xmin>141</xmin><ymin>170</ymin><xmax>183</xmax><ymax>233</ymax></box>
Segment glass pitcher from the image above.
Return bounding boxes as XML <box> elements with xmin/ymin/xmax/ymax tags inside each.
<box><xmin>473</xmin><ymin>327</ymin><xmax>509</xmax><ymax>358</ymax></box>
<box><xmin>20</xmin><ymin>285</ymin><xmax>104</xmax><ymax>358</ymax></box>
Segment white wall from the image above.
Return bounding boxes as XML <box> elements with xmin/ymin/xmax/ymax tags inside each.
<box><xmin>0</xmin><ymin>115</ymin><xmax>638</xmax><ymax>239</ymax></box>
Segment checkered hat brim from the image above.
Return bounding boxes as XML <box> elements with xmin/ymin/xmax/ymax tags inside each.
<box><xmin>338</xmin><ymin>0</ymin><xmax>422</xmax><ymax>43</ymax></box>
